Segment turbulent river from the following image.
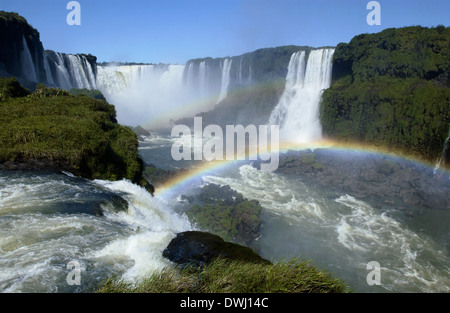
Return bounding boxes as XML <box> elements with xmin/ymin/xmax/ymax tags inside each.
<box><xmin>0</xmin><ymin>134</ymin><xmax>449</xmax><ymax>293</ymax></box>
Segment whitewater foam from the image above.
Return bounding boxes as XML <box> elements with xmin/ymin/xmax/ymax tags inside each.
<box><xmin>92</xmin><ymin>179</ymin><xmax>192</xmax><ymax>281</ymax></box>
<box><xmin>202</xmin><ymin>164</ymin><xmax>450</xmax><ymax>292</ymax></box>
<box><xmin>0</xmin><ymin>172</ymin><xmax>193</xmax><ymax>291</ymax></box>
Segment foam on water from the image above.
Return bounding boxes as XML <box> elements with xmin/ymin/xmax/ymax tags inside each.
<box><xmin>204</xmin><ymin>164</ymin><xmax>326</xmax><ymax>223</ymax></box>
<box><xmin>333</xmin><ymin>195</ymin><xmax>450</xmax><ymax>292</ymax></box>
<box><xmin>0</xmin><ymin>172</ymin><xmax>192</xmax><ymax>292</ymax></box>
<box><xmin>91</xmin><ymin>179</ymin><xmax>192</xmax><ymax>281</ymax></box>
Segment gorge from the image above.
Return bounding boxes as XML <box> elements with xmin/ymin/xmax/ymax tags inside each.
<box><xmin>0</xmin><ymin>11</ymin><xmax>449</xmax><ymax>293</ymax></box>
<box><xmin>2</xmin><ymin>13</ymin><xmax>447</xmax><ymax>167</ymax></box>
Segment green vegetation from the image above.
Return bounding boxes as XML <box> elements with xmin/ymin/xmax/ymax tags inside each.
<box><xmin>98</xmin><ymin>257</ymin><xmax>349</xmax><ymax>293</ymax></box>
<box><xmin>188</xmin><ymin>199</ymin><xmax>261</xmax><ymax>243</ymax></box>
<box><xmin>142</xmin><ymin>163</ymin><xmax>187</xmax><ymax>190</ymax></box>
<box><xmin>186</xmin><ymin>184</ymin><xmax>262</xmax><ymax>244</ymax></box>
<box><xmin>131</xmin><ymin>125</ymin><xmax>151</xmax><ymax>138</ymax></box>
<box><xmin>0</xmin><ymin>77</ymin><xmax>149</xmax><ymax>188</ymax></box>
<box><xmin>0</xmin><ymin>76</ymin><xmax>31</xmax><ymax>99</ymax></box>
<box><xmin>69</xmin><ymin>88</ymin><xmax>106</xmax><ymax>101</ymax></box>
<box><xmin>321</xmin><ymin>26</ymin><xmax>450</xmax><ymax>166</ymax></box>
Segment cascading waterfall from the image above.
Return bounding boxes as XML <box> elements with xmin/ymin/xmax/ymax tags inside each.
<box><xmin>20</xmin><ymin>36</ymin><xmax>37</xmax><ymax>82</ymax></box>
<box><xmin>44</xmin><ymin>52</ymin><xmax>97</xmax><ymax>90</ymax></box>
<box><xmin>434</xmin><ymin>126</ymin><xmax>450</xmax><ymax>173</ymax></box>
<box><xmin>40</xmin><ymin>50</ymin><xmax>256</xmax><ymax>128</ymax></box>
<box><xmin>41</xmin><ymin>48</ymin><xmax>334</xmax><ymax>131</ymax></box>
<box><xmin>269</xmin><ymin>48</ymin><xmax>335</xmax><ymax>143</ymax></box>
<box><xmin>217</xmin><ymin>58</ymin><xmax>232</xmax><ymax>104</ymax></box>
<box><xmin>96</xmin><ymin>59</ymin><xmax>236</xmax><ymax>127</ymax></box>
<box><xmin>67</xmin><ymin>54</ymin><xmax>97</xmax><ymax>89</ymax></box>
<box><xmin>52</xmin><ymin>52</ymin><xmax>72</xmax><ymax>90</ymax></box>
<box><xmin>183</xmin><ymin>59</ymin><xmax>223</xmax><ymax>103</ymax></box>
<box><xmin>198</xmin><ymin>61</ymin><xmax>207</xmax><ymax>98</ymax></box>
<box><xmin>43</xmin><ymin>54</ymin><xmax>54</xmax><ymax>85</ymax></box>
<box><xmin>96</xmin><ymin>64</ymin><xmax>190</xmax><ymax>127</ymax></box>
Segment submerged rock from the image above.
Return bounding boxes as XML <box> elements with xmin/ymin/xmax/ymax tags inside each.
<box><xmin>162</xmin><ymin>231</ymin><xmax>271</xmax><ymax>269</ymax></box>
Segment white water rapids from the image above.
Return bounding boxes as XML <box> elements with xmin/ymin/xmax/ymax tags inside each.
<box><xmin>202</xmin><ymin>164</ymin><xmax>450</xmax><ymax>293</ymax></box>
<box><xmin>0</xmin><ymin>171</ymin><xmax>192</xmax><ymax>292</ymax></box>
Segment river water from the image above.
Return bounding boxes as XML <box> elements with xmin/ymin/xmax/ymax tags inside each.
<box><xmin>0</xmin><ymin>134</ymin><xmax>448</xmax><ymax>293</ymax></box>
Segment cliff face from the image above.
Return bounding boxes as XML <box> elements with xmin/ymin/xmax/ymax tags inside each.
<box><xmin>320</xmin><ymin>26</ymin><xmax>450</xmax><ymax>167</ymax></box>
<box><xmin>0</xmin><ymin>11</ymin><xmax>48</xmax><ymax>88</ymax></box>
<box><xmin>0</xmin><ymin>11</ymin><xmax>98</xmax><ymax>91</ymax></box>
<box><xmin>179</xmin><ymin>45</ymin><xmax>324</xmax><ymax>127</ymax></box>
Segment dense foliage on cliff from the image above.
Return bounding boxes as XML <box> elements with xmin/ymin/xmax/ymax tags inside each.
<box><xmin>0</xmin><ymin>77</ymin><xmax>149</xmax><ymax>187</ymax></box>
<box><xmin>320</xmin><ymin>26</ymin><xmax>450</xmax><ymax>165</ymax></box>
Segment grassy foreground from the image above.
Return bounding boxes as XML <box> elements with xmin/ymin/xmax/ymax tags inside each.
<box><xmin>97</xmin><ymin>257</ymin><xmax>350</xmax><ymax>293</ymax></box>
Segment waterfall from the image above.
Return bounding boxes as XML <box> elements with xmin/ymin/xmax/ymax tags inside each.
<box><xmin>235</xmin><ymin>55</ymin><xmax>252</xmax><ymax>86</ymax></box>
<box><xmin>51</xmin><ymin>52</ymin><xmax>72</xmax><ymax>90</ymax></box>
<box><xmin>238</xmin><ymin>57</ymin><xmax>243</xmax><ymax>84</ymax></box>
<box><xmin>269</xmin><ymin>48</ymin><xmax>335</xmax><ymax>143</ymax></box>
<box><xmin>198</xmin><ymin>61</ymin><xmax>207</xmax><ymax>98</ymax></box>
<box><xmin>20</xmin><ymin>36</ymin><xmax>38</xmax><ymax>82</ymax></box>
<box><xmin>96</xmin><ymin>58</ymin><xmax>239</xmax><ymax>127</ymax></box>
<box><xmin>43</xmin><ymin>54</ymin><xmax>54</xmax><ymax>85</ymax></box>
<box><xmin>217</xmin><ymin>58</ymin><xmax>232</xmax><ymax>104</ymax></box>
<box><xmin>96</xmin><ymin>64</ymin><xmax>193</xmax><ymax>127</ymax></box>
<box><xmin>434</xmin><ymin>126</ymin><xmax>450</xmax><ymax>173</ymax></box>
<box><xmin>66</xmin><ymin>54</ymin><xmax>97</xmax><ymax>89</ymax></box>
<box><xmin>184</xmin><ymin>61</ymin><xmax>218</xmax><ymax>101</ymax></box>
<box><xmin>39</xmin><ymin>47</ymin><xmax>335</xmax><ymax>130</ymax></box>
<box><xmin>45</xmin><ymin>52</ymin><xmax>97</xmax><ymax>90</ymax></box>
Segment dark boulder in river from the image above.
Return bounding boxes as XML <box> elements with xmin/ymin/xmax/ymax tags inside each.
<box><xmin>162</xmin><ymin>231</ymin><xmax>271</xmax><ymax>268</ymax></box>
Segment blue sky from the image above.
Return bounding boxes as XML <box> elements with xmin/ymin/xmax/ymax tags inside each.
<box><xmin>1</xmin><ymin>0</ymin><xmax>449</xmax><ymax>64</ymax></box>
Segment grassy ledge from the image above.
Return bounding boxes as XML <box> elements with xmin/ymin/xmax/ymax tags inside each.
<box><xmin>0</xmin><ymin>78</ymin><xmax>151</xmax><ymax>190</ymax></box>
<box><xmin>97</xmin><ymin>257</ymin><xmax>350</xmax><ymax>293</ymax></box>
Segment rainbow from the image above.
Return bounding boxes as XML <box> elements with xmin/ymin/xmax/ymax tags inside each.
<box><xmin>154</xmin><ymin>138</ymin><xmax>448</xmax><ymax>198</ymax></box>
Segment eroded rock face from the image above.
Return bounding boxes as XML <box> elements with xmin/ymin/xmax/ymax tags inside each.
<box><xmin>162</xmin><ymin>231</ymin><xmax>271</xmax><ymax>269</ymax></box>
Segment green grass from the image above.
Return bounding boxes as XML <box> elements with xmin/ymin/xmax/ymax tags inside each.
<box><xmin>97</xmin><ymin>257</ymin><xmax>350</xmax><ymax>293</ymax></box>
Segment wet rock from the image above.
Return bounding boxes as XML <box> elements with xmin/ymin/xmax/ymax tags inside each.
<box><xmin>162</xmin><ymin>231</ymin><xmax>271</xmax><ymax>269</ymax></box>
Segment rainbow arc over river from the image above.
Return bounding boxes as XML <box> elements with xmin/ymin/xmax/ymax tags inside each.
<box><xmin>154</xmin><ymin>138</ymin><xmax>445</xmax><ymax>198</ymax></box>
